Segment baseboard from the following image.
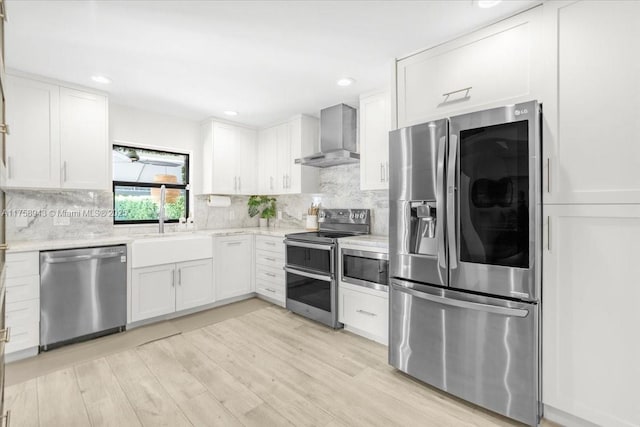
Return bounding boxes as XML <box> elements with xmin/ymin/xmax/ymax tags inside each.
<box><xmin>5</xmin><ymin>346</ymin><xmax>38</xmax><ymax>363</ymax></box>
<box><xmin>544</xmin><ymin>405</ymin><xmax>600</xmax><ymax>427</ymax></box>
<box><xmin>127</xmin><ymin>293</ymin><xmax>257</xmax><ymax>329</ymax></box>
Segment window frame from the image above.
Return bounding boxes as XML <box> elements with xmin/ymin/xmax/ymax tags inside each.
<box><xmin>112</xmin><ymin>144</ymin><xmax>190</xmax><ymax>225</ymax></box>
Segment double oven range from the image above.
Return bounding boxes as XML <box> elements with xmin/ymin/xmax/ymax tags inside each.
<box><xmin>284</xmin><ymin>209</ymin><xmax>370</xmax><ymax>328</ymax></box>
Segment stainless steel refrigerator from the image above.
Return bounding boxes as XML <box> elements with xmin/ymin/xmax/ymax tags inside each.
<box><xmin>389</xmin><ymin>101</ymin><xmax>541</xmax><ymax>426</ymax></box>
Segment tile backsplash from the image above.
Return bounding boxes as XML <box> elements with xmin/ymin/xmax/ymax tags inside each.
<box><xmin>5</xmin><ymin>163</ymin><xmax>389</xmax><ymax>241</ymax></box>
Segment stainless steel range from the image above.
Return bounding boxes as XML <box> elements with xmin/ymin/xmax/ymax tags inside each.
<box><xmin>284</xmin><ymin>209</ymin><xmax>370</xmax><ymax>328</ymax></box>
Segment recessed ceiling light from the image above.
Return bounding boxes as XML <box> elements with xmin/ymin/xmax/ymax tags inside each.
<box><xmin>224</xmin><ymin>110</ymin><xmax>239</xmax><ymax>116</ymax></box>
<box><xmin>476</xmin><ymin>0</ymin><xmax>502</xmax><ymax>8</ymax></box>
<box><xmin>337</xmin><ymin>77</ymin><xmax>355</xmax><ymax>87</ymax></box>
<box><xmin>91</xmin><ymin>75</ymin><xmax>112</xmax><ymax>84</ymax></box>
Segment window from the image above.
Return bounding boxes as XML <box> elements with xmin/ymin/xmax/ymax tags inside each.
<box><xmin>112</xmin><ymin>144</ymin><xmax>189</xmax><ymax>224</ymax></box>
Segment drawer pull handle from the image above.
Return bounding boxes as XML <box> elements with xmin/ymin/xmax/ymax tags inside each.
<box><xmin>227</xmin><ymin>242</ymin><xmax>242</xmax><ymax>246</ymax></box>
<box><xmin>265</xmin><ymin>288</ymin><xmax>276</xmax><ymax>293</ymax></box>
<box><xmin>265</xmin><ymin>242</ymin><xmax>276</xmax><ymax>246</ymax></box>
<box><xmin>265</xmin><ymin>272</ymin><xmax>277</xmax><ymax>277</ymax></box>
<box><xmin>265</xmin><ymin>257</ymin><xmax>276</xmax><ymax>262</ymax></box>
<box><xmin>356</xmin><ymin>309</ymin><xmax>377</xmax><ymax>317</ymax></box>
<box><xmin>0</xmin><ymin>327</ymin><xmax>11</xmax><ymax>343</ymax></box>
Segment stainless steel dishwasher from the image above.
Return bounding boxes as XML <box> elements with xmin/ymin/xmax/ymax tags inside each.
<box><xmin>40</xmin><ymin>245</ymin><xmax>127</xmax><ymax>350</ymax></box>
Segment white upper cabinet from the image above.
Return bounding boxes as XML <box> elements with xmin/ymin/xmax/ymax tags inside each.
<box><xmin>257</xmin><ymin>126</ymin><xmax>277</xmax><ymax>194</ymax></box>
<box><xmin>201</xmin><ymin>120</ymin><xmax>257</xmax><ymax>195</ymax></box>
<box><xmin>542</xmin><ymin>0</ymin><xmax>640</xmax><ymax>204</ymax></box>
<box><xmin>5</xmin><ymin>75</ymin><xmax>108</xmax><ymax>190</ymax></box>
<box><xmin>275</xmin><ymin>122</ymin><xmax>291</xmax><ymax>193</ymax></box>
<box><xmin>257</xmin><ymin>115</ymin><xmax>319</xmax><ymax>195</ymax></box>
<box><xmin>359</xmin><ymin>90</ymin><xmax>391</xmax><ymax>190</ymax></box>
<box><xmin>59</xmin><ymin>87</ymin><xmax>109</xmax><ymax>189</ymax></box>
<box><xmin>396</xmin><ymin>7</ymin><xmax>541</xmax><ymax>128</ymax></box>
<box><xmin>5</xmin><ymin>76</ymin><xmax>60</xmax><ymax>188</ymax></box>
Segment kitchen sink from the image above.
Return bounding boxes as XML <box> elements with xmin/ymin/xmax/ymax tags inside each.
<box><xmin>131</xmin><ymin>234</ymin><xmax>212</xmax><ymax>268</ymax></box>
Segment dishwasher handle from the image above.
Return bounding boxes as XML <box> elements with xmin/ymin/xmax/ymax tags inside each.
<box><xmin>44</xmin><ymin>252</ymin><xmax>124</xmax><ymax>264</ymax></box>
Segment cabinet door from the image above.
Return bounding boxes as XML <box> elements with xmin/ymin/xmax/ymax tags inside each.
<box><xmin>360</xmin><ymin>91</ymin><xmax>390</xmax><ymax>190</ymax></box>
<box><xmin>288</xmin><ymin>115</ymin><xmax>319</xmax><ymax>194</ymax></box>
<box><xmin>236</xmin><ymin>126</ymin><xmax>257</xmax><ymax>195</ymax></box>
<box><xmin>214</xmin><ymin>235</ymin><xmax>253</xmax><ymax>300</ymax></box>
<box><xmin>211</xmin><ymin>122</ymin><xmax>238</xmax><ymax>194</ymax></box>
<box><xmin>543</xmin><ymin>0</ymin><xmax>640</xmax><ymax>204</ymax></box>
<box><xmin>5</xmin><ymin>75</ymin><xmax>60</xmax><ymax>188</ymax></box>
<box><xmin>543</xmin><ymin>204</ymin><xmax>640</xmax><ymax>427</ymax></box>
<box><xmin>131</xmin><ymin>264</ymin><xmax>176</xmax><ymax>322</ymax></box>
<box><xmin>276</xmin><ymin>122</ymin><xmax>291</xmax><ymax>193</ymax></box>
<box><xmin>257</xmin><ymin>127</ymin><xmax>277</xmax><ymax>194</ymax></box>
<box><xmin>59</xmin><ymin>87</ymin><xmax>108</xmax><ymax>190</ymax></box>
<box><xmin>396</xmin><ymin>8</ymin><xmax>539</xmax><ymax>128</ymax></box>
<box><xmin>175</xmin><ymin>258</ymin><xmax>214</xmax><ymax>311</ymax></box>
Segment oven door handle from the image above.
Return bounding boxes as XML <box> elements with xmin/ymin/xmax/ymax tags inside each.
<box><xmin>284</xmin><ymin>239</ymin><xmax>334</xmax><ymax>251</ymax></box>
<box><xmin>284</xmin><ymin>266</ymin><xmax>332</xmax><ymax>282</ymax></box>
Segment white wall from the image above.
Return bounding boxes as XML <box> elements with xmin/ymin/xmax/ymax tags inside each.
<box><xmin>109</xmin><ymin>104</ymin><xmax>202</xmax><ymax>194</ymax></box>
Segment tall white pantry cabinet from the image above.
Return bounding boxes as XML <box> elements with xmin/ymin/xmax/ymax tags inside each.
<box><xmin>394</xmin><ymin>2</ymin><xmax>640</xmax><ymax>426</ymax></box>
<box><xmin>539</xmin><ymin>2</ymin><xmax>640</xmax><ymax>427</ymax></box>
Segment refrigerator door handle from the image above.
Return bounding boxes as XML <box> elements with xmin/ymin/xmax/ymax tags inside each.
<box><xmin>447</xmin><ymin>134</ymin><xmax>458</xmax><ymax>269</ymax></box>
<box><xmin>392</xmin><ymin>282</ymin><xmax>529</xmax><ymax>318</ymax></box>
<box><xmin>436</xmin><ymin>135</ymin><xmax>447</xmax><ymax>270</ymax></box>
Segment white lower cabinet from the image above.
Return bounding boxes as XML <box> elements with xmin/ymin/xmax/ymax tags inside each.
<box><xmin>4</xmin><ymin>252</ymin><xmax>40</xmax><ymax>359</ymax></box>
<box><xmin>543</xmin><ymin>204</ymin><xmax>640</xmax><ymax>427</ymax></box>
<box><xmin>214</xmin><ymin>234</ymin><xmax>254</xmax><ymax>300</ymax></box>
<box><xmin>131</xmin><ymin>259</ymin><xmax>213</xmax><ymax>322</ymax></box>
<box><xmin>175</xmin><ymin>259</ymin><xmax>214</xmax><ymax>311</ymax></box>
<box><xmin>338</xmin><ymin>282</ymin><xmax>388</xmax><ymax>345</ymax></box>
<box><xmin>131</xmin><ymin>264</ymin><xmax>176</xmax><ymax>322</ymax></box>
<box><xmin>254</xmin><ymin>235</ymin><xmax>286</xmax><ymax>306</ymax></box>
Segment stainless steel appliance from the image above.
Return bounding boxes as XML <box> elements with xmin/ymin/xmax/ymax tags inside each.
<box><xmin>341</xmin><ymin>248</ymin><xmax>388</xmax><ymax>292</ymax></box>
<box><xmin>295</xmin><ymin>104</ymin><xmax>359</xmax><ymax>167</ymax></box>
<box><xmin>389</xmin><ymin>101</ymin><xmax>541</xmax><ymax>426</ymax></box>
<box><xmin>40</xmin><ymin>245</ymin><xmax>127</xmax><ymax>350</ymax></box>
<box><xmin>285</xmin><ymin>209</ymin><xmax>370</xmax><ymax>328</ymax></box>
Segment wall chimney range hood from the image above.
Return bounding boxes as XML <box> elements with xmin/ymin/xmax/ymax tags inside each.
<box><xmin>295</xmin><ymin>104</ymin><xmax>359</xmax><ymax>168</ymax></box>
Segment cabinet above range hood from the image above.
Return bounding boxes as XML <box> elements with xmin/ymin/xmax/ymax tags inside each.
<box><xmin>295</xmin><ymin>104</ymin><xmax>359</xmax><ymax>168</ymax></box>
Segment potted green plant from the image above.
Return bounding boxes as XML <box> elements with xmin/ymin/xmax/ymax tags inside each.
<box><xmin>247</xmin><ymin>195</ymin><xmax>277</xmax><ymax>227</ymax></box>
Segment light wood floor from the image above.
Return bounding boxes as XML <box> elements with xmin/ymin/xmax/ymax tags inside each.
<box><xmin>5</xmin><ymin>301</ymin><xmax>544</xmax><ymax>427</ymax></box>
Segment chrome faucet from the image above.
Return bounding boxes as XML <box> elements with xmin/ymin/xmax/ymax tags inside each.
<box><xmin>159</xmin><ymin>184</ymin><xmax>166</xmax><ymax>234</ymax></box>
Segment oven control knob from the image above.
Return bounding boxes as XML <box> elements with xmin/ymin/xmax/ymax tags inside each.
<box><xmin>350</xmin><ymin>212</ymin><xmax>355</xmax><ymax>220</ymax></box>
<box><xmin>359</xmin><ymin>212</ymin><xmax>366</xmax><ymax>219</ymax></box>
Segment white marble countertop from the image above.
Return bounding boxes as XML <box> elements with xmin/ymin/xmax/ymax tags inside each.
<box><xmin>6</xmin><ymin>227</ymin><xmax>306</xmax><ymax>253</ymax></box>
<box><xmin>338</xmin><ymin>234</ymin><xmax>389</xmax><ymax>249</ymax></box>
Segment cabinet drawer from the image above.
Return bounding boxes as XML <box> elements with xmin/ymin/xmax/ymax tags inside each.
<box><xmin>5</xmin><ymin>275</ymin><xmax>39</xmax><ymax>303</ymax></box>
<box><xmin>6</xmin><ymin>252</ymin><xmax>39</xmax><ymax>278</ymax></box>
<box><xmin>255</xmin><ymin>236</ymin><xmax>284</xmax><ymax>253</ymax></box>
<box><xmin>339</xmin><ymin>287</ymin><xmax>388</xmax><ymax>341</ymax></box>
<box><xmin>255</xmin><ymin>249</ymin><xmax>284</xmax><ymax>268</ymax></box>
<box><xmin>6</xmin><ymin>299</ymin><xmax>40</xmax><ymax>325</ymax></box>
<box><xmin>255</xmin><ymin>281</ymin><xmax>285</xmax><ymax>301</ymax></box>
<box><xmin>5</xmin><ymin>321</ymin><xmax>39</xmax><ymax>354</ymax></box>
<box><xmin>255</xmin><ymin>265</ymin><xmax>284</xmax><ymax>285</ymax></box>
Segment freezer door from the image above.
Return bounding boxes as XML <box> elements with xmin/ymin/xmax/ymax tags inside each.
<box><xmin>389</xmin><ymin>278</ymin><xmax>539</xmax><ymax>426</ymax></box>
<box><xmin>448</xmin><ymin>101</ymin><xmax>541</xmax><ymax>300</ymax></box>
<box><xmin>389</xmin><ymin>119</ymin><xmax>448</xmax><ymax>287</ymax></box>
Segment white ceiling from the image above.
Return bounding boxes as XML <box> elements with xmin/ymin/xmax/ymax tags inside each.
<box><xmin>7</xmin><ymin>0</ymin><xmax>538</xmax><ymax>128</ymax></box>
